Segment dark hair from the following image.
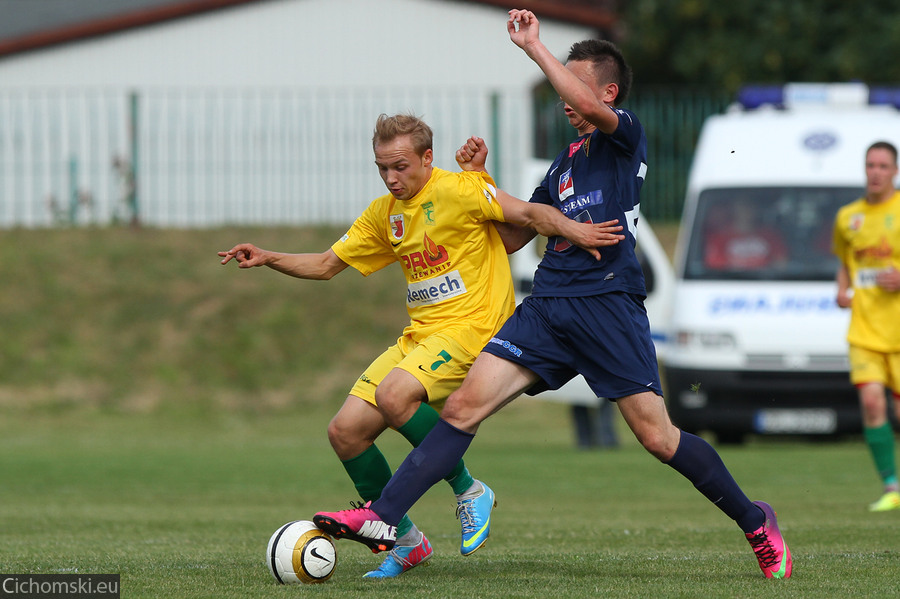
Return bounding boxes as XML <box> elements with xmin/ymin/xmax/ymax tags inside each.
<box><xmin>567</xmin><ymin>39</ymin><xmax>633</xmax><ymax>105</ymax></box>
<box><xmin>372</xmin><ymin>113</ymin><xmax>433</xmax><ymax>155</ymax></box>
<box><xmin>868</xmin><ymin>140</ymin><xmax>898</xmax><ymax>165</ymax></box>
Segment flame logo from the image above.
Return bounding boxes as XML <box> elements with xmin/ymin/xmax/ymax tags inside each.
<box><xmin>423</xmin><ymin>232</ymin><xmax>449</xmax><ymax>266</ymax></box>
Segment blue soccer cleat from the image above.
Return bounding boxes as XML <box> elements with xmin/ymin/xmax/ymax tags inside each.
<box><xmin>363</xmin><ymin>533</ymin><xmax>433</xmax><ymax>578</ymax></box>
<box><xmin>456</xmin><ymin>481</ymin><xmax>496</xmax><ymax>556</ymax></box>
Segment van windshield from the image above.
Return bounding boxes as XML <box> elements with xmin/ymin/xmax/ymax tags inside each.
<box><xmin>684</xmin><ymin>187</ymin><xmax>861</xmax><ymax>281</ymax></box>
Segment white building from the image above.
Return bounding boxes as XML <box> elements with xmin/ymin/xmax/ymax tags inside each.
<box><xmin>0</xmin><ymin>0</ymin><xmax>608</xmax><ymax>226</ymax></box>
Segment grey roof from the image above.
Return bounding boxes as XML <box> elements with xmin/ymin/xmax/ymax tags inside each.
<box><xmin>0</xmin><ymin>0</ymin><xmax>616</xmax><ymax>58</ymax></box>
<box><xmin>0</xmin><ymin>0</ymin><xmax>275</xmax><ymax>57</ymax></box>
<box><xmin>0</xmin><ymin>0</ymin><xmax>187</xmax><ymax>40</ymax></box>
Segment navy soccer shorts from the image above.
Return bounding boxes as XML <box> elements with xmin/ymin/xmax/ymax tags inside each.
<box><xmin>481</xmin><ymin>292</ymin><xmax>663</xmax><ymax>400</ymax></box>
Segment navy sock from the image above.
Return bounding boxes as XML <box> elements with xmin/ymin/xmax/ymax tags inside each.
<box><xmin>665</xmin><ymin>431</ymin><xmax>764</xmax><ymax>533</ymax></box>
<box><xmin>372</xmin><ymin>419</ymin><xmax>474</xmax><ymax>526</ymax></box>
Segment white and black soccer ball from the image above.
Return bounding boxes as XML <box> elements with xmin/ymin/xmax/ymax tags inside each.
<box><xmin>266</xmin><ymin>520</ymin><xmax>337</xmax><ymax>584</ymax></box>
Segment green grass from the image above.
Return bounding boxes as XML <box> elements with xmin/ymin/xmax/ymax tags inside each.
<box><xmin>2</xmin><ymin>405</ymin><xmax>900</xmax><ymax>598</ymax></box>
<box><xmin>0</xmin><ymin>226</ymin><xmax>409</xmax><ymax>413</ymax></box>
<box><xmin>1</xmin><ymin>226</ymin><xmax>899</xmax><ymax>597</ymax></box>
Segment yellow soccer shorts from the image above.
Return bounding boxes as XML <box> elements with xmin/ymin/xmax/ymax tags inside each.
<box><xmin>848</xmin><ymin>345</ymin><xmax>900</xmax><ymax>393</ymax></box>
<box><xmin>348</xmin><ymin>330</ymin><xmax>481</xmax><ymax>409</ymax></box>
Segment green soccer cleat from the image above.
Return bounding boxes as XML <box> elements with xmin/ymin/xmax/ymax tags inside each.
<box><xmin>869</xmin><ymin>490</ymin><xmax>900</xmax><ymax>512</ymax></box>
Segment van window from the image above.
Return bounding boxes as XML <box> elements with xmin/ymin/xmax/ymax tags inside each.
<box><xmin>684</xmin><ymin>187</ymin><xmax>861</xmax><ymax>281</ymax></box>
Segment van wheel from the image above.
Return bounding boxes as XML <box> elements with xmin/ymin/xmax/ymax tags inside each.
<box><xmin>714</xmin><ymin>431</ymin><xmax>745</xmax><ymax>445</ymax></box>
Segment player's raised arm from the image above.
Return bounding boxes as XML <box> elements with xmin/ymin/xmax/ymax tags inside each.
<box><xmin>456</xmin><ymin>135</ymin><xmax>537</xmax><ymax>252</ymax></box>
<box><xmin>218</xmin><ymin>244</ymin><xmax>349</xmax><ymax>280</ymax></box>
<box><xmin>507</xmin><ymin>9</ymin><xmax>619</xmax><ymax>135</ymax></box>
<box><xmin>455</xmin><ymin>136</ymin><xmax>489</xmax><ymax>172</ymax></box>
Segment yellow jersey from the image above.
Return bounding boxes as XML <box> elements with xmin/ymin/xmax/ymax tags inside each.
<box><xmin>833</xmin><ymin>191</ymin><xmax>900</xmax><ymax>352</ymax></box>
<box><xmin>332</xmin><ymin>168</ymin><xmax>516</xmax><ymax>354</ymax></box>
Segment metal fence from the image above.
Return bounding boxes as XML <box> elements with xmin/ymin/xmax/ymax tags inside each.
<box><xmin>0</xmin><ymin>87</ymin><xmax>528</xmax><ymax>228</ymax></box>
<box><xmin>0</xmin><ymin>85</ymin><xmax>729</xmax><ymax>228</ymax></box>
<box><xmin>0</xmin><ymin>89</ymin><xmax>131</xmax><ymax>227</ymax></box>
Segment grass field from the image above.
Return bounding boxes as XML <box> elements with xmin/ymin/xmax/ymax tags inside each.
<box><xmin>1</xmin><ymin>227</ymin><xmax>898</xmax><ymax>598</ymax></box>
<box><xmin>2</xmin><ymin>404</ymin><xmax>900</xmax><ymax>598</ymax></box>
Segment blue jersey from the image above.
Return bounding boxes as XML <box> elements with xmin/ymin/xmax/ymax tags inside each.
<box><xmin>529</xmin><ymin>108</ymin><xmax>648</xmax><ymax>297</ymax></box>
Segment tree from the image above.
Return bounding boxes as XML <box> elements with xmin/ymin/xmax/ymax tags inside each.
<box><xmin>620</xmin><ymin>0</ymin><xmax>900</xmax><ymax>92</ymax></box>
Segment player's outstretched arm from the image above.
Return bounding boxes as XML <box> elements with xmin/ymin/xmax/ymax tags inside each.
<box><xmin>218</xmin><ymin>244</ymin><xmax>349</xmax><ymax>280</ymax></box>
<box><xmin>493</xmin><ymin>220</ymin><xmax>539</xmax><ymax>254</ymax></box>
<box><xmin>455</xmin><ymin>135</ymin><xmax>623</xmax><ymax>257</ymax></box>
<box><xmin>497</xmin><ymin>190</ymin><xmax>624</xmax><ymax>260</ymax></box>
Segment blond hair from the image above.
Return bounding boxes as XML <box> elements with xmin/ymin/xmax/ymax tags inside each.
<box><xmin>372</xmin><ymin>113</ymin><xmax>433</xmax><ymax>155</ymax></box>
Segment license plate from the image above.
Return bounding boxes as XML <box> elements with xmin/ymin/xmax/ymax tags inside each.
<box><xmin>754</xmin><ymin>409</ymin><xmax>838</xmax><ymax>434</ymax></box>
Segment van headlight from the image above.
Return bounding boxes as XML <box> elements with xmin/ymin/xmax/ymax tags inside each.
<box><xmin>675</xmin><ymin>330</ymin><xmax>737</xmax><ymax>350</ymax></box>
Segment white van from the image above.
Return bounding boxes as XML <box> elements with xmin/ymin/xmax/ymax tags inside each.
<box><xmin>514</xmin><ymin>83</ymin><xmax>900</xmax><ymax>444</ymax></box>
<box><xmin>663</xmin><ymin>82</ymin><xmax>900</xmax><ymax>443</ymax></box>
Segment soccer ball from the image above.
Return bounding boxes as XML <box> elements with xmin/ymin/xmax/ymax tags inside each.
<box><xmin>266</xmin><ymin>520</ymin><xmax>337</xmax><ymax>584</ymax></box>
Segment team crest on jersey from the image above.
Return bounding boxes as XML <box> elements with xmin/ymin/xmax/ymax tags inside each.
<box><xmin>551</xmin><ymin>210</ymin><xmax>594</xmax><ymax>252</ymax></box>
<box><xmin>421</xmin><ymin>201</ymin><xmax>436</xmax><ymax>225</ymax></box>
<box><xmin>559</xmin><ymin>168</ymin><xmax>574</xmax><ymax>201</ymax></box>
<box><xmin>390</xmin><ymin>214</ymin><xmax>405</xmax><ymax>240</ymax></box>
<box><xmin>849</xmin><ymin>213</ymin><xmax>864</xmax><ymax>231</ymax></box>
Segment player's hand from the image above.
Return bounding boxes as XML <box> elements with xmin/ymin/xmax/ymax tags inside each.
<box><xmin>218</xmin><ymin>243</ymin><xmax>269</xmax><ymax>268</ymax></box>
<box><xmin>567</xmin><ymin>219</ymin><xmax>625</xmax><ymax>261</ymax></box>
<box><xmin>876</xmin><ymin>267</ymin><xmax>900</xmax><ymax>292</ymax></box>
<box><xmin>836</xmin><ymin>289</ymin><xmax>853</xmax><ymax>308</ymax></box>
<box><xmin>507</xmin><ymin>9</ymin><xmax>540</xmax><ymax>50</ymax></box>
<box><xmin>456</xmin><ymin>136</ymin><xmax>488</xmax><ymax>172</ymax></box>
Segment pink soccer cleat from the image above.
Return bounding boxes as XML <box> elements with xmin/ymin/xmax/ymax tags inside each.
<box><xmin>314</xmin><ymin>501</ymin><xmax>397</xmax><ymax>554</ymax></box>
<box><xmin>745</xmin><ymin>501</ymin><xmax>792</xmax><ymax>579</ymax></box>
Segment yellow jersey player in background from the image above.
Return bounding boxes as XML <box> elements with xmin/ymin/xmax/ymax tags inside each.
<box><xmin>834</xmin><ymin>140</ymin><xmax>900</xmax><ymax>512</ymax></box>
<box><xmin>219</xmin><ymin>113</ymin><xmax>624</xmax><ymax>577</ymax></box>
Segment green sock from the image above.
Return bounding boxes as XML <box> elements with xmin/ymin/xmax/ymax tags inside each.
<box><xmin>397</xmin><ymin>402</ymin><xmax>475</xmax><ymax>495</ymax></box>
<box><xmin>394</xmin><ymin>516</ymin><xmax>415</xmax><ymax>541</ymax></box>
<box><xmin>340</xmin><ymin>445</ymin><xmax>414</xmax><ymax>537</ymax></box>
<box><xmin>864</xmin><ymin>423</ymin><xmax>897</xmax><ymax>486</ymax></box>
<box><xmin>341</xmin><ymin>444</ymin><xmax>391</xmax><ymax>501</ymax></box>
